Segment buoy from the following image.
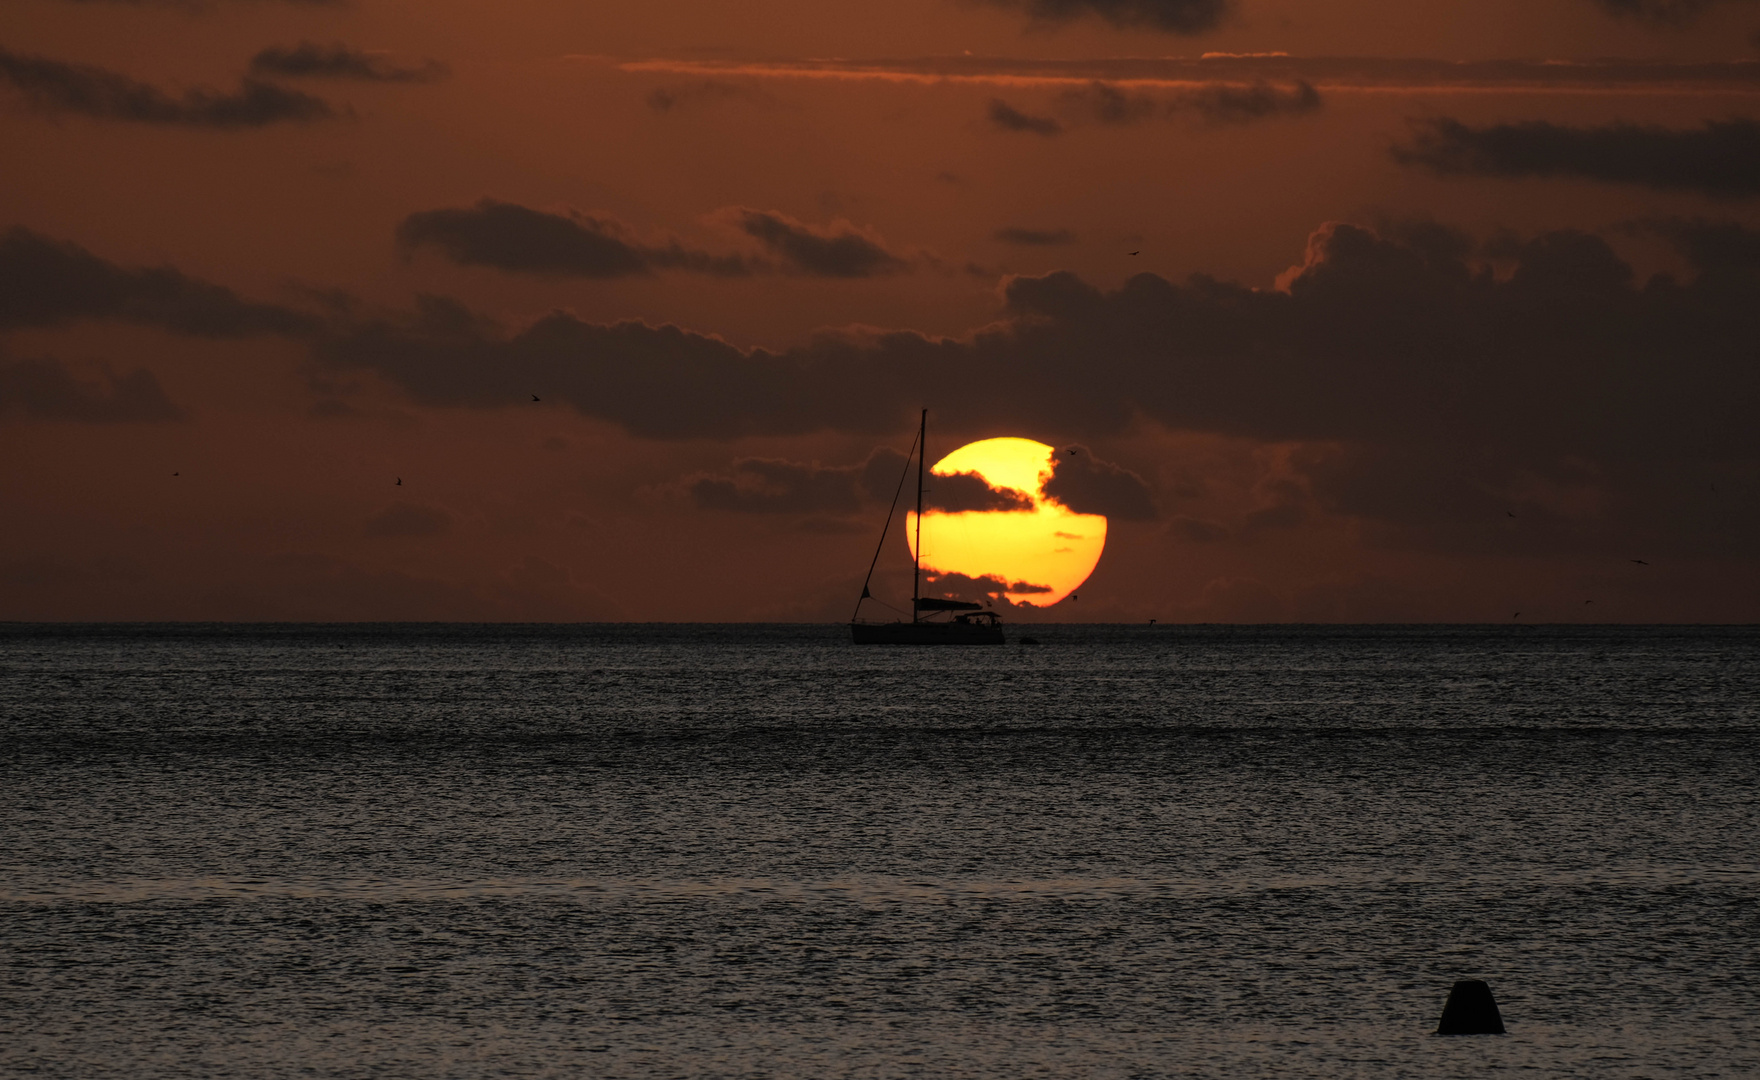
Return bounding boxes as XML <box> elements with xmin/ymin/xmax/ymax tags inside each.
<box><xmin>1435</xmin><ymin>979</ymin><xmax>1505</xmax><ymax>1035</ymax></box>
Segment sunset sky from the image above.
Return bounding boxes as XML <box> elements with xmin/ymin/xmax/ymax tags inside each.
<box><xmin>4</xmin><ymin>0</ymin><xmax>1759</xmax><ymax>622</ymax></box>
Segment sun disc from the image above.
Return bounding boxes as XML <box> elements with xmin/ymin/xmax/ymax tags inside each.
<box><xmin>905</xmin><ymin>437</ymin><xmax>1106</xmax><ymax>607</ymax></box>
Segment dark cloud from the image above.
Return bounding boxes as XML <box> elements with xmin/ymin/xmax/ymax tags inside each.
<box><xmin>319</xmin><ymin>218</ymin><xmax>1760</xmax><ymax>556</ymax></box>
<box><xmin>987</xmin><ymin>99</ymin><xmax>1062</xmax><ymax>135</ymax></box>
<box><xmin>994</xmin><ymin>227</ymin><xmax>1077</xmax><ymax>245</ymax></box>
<box><xmin>396</xmin><ymin>199</ymin><xmax>751</xmax><ymax>278</ymax></box>
<box><xmin>690</xmin><ymin>448</ymin><xmax>908</xmax><ymax>514</ymax></box>
<box><xmin>0</xmin><ymin>48</ymin><xmax>339</xmax><ymax>128</ymax></box>
<box><xmin>1393</xmin><ymin>117</ymin><xmax>1760</xmax><ymax>198</ymax></box>
<box><xmin>980</xmin><ymin>0</ymin><xmax>1231</xmax><ymax>34</ymax></box>
<box><xmin>1651</xmin><ymin>218</ymin><xmax>1760</xmax><ymax>277</ymax></box>
<box><xmin>1591</xmin><ymin>0</ymin><xmax>1730</xmax><ymax>24</ymax></box>
<box><xmin>1057</xmin><ymin>79</ymin><xmax>1322</xmax><ymax>126</ymax></box>
<box><xmin>924</xmin><ymin>471</ymin><xmax>1035</xmax><ymax>513</ymax></box>
<box><xmin>683</xmin><ymin>450</ymin><xmax>1031</xmax><ymax>516</ymax></box>
<box><xmin>1182</xmin><ymin>79</ymin><xmax>1320</xmax><ymax>123</ymax></box>
<box><xmin>729</xmin><ymin>209</ymin><xmax>911</xmax><ymax>277</ymax></box>
<box><xmin>0</xmin><ymin>227</ymin><xmax>317</xmax><ymax>336</ymax></box>
<box><xmin>922</xmin><ymin>571</ymin><xmax>1051</xmax><ymax>607</ymax></box>
<box><xmin>249</xmin><ymin>42</ymin><xmax>447</xmax><ymax>83</ymax></box>
<box><xmin>364</xmin><ymin>503</ymin><xmax>453</xmax><ymax>538</ymax></box>
<box><xmin>0</xmin><ymin>357</ymin><xmax>183</xmax><ymax>422</ymax></box>
<box><xmin>1041</xmin><ymin>446</ymin><xmax>1156</xmax><ymax>519</ymax></box>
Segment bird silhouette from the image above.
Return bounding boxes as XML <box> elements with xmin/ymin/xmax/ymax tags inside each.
<box><xmin>1512</xmin><ymin>612</ymin><xmax>1520</xmax><ymax>619</ymax></box>
<box><xmin>1631</xmin><ymin>559</ymin><xmax>1649</xmax><ymax>565</ymax></box>
<box><xmin>172</xmin><ymin>471</ymin><xmax>179</xmax><ymax>477</ymax></box>
<box><xmin>1584</xmin><ymin>599</ymin><xmax>1594</xmax><ymax>604</ymax></box>
<box><xmin>1128</xmin><ymin>250</ymin><xmax>1140</xmax><ymax>256</ymax></box>
<box><xmin>1507</xmin><ymin>511</ymin><xmax>1516</xmax><ymax>518</ymax></box>
<box><xmin>1148</xmin><ymin>618</ymin><xmax>1157</xmax><ymax>625</ymax></box>
<box><xmin>531</xmin><ymin>394</ymin><xmax>541</xmax><ymax>402</ymax></box>
<box><xmin>1067</xmin><ymin>448</ymin><xmax>1078</xmax><ymax>456</ymax></box>
<box><xmin>395</xmin><ymin>477</ymin><xmax>402</xmax><ymax>486</ymax></box>
<box><xmin>1069</xmin><ymin>593</ymin><xmax>1078</xmax><ymax>601</ymax></box>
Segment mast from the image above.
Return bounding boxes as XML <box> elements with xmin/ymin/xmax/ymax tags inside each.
<box><xmin>913</xmin><ymin>407</ymin><xmax>925</xmax><ymax>623</ymax></box>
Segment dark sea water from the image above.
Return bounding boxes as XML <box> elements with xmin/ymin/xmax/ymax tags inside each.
<box><xmin>2</xmin><ymin>623</ymin><xmax>1757</xmax><ymax>1079</ymax></box>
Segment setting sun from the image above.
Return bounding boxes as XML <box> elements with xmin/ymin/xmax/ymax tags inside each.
<box><xmin>906</xmin><ymin>437</ymin><xmax>1106</xmax><ymax>607</ymax></box>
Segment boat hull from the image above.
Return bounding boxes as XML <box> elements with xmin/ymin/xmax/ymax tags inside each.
<box><xmin>850</xmin><ymin>621</ymin><xmax>1005</xmax><ymax>645</ymax></box>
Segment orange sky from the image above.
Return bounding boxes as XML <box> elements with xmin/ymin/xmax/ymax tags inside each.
<box><xmin>3</xmin><ymin>0</ymin><xmax>1758</xmax><ymax>622</ymax></box>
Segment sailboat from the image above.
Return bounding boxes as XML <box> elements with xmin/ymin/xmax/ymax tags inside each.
<box><xmin>850</xmin><ymin>409</ymin><xmax>1006</xmax><ymax>645</ymax></box>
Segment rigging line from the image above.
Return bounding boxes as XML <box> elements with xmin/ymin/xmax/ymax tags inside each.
<box><xmin>851</xmin><ymin>424</ymin><xmax>922</xmax><ymax>623</ymax></box>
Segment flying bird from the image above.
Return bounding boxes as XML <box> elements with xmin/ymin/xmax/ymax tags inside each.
<box><xmin>1631</xmin><ymin>559</ymin><xmax>1649</xmax><ymax>566</ymax></box>
<box><xmin>1069</xmin><ymin>593</ymin><xmax>1078</xmax><ymax>601</ymax></box>
<box><xmin>1512</xmin><ymin>612</ymin><xmax>1520</xmax><ymax>619</ymax></box>
<box><xmin>1584</xmin><ymin>599</ymin><xmax>1594</xmax><ymax>604</ymax></box>
<box><xmin>395</xmin><ymin>477</ymin><xmax>402</xmax><ymax>486</ymax></box>
<box><xmin>172</xmin><ymin>472</ymin><xmax>179</xmax><ymax>477</ymax></box>
<box><xmin>1506</xmin><ymin>511</ymin><xmax>1516</xmax><ymax>518</ymax></box>
<box><xmin>531</xmin><ymin>394</ymin><xmax>541</xmax><ymax>402</ymax></box>
<box><xmin>1128</xmin><ymin>250</ymin><xmax>1139</xmax><ymax>256</ymax></box>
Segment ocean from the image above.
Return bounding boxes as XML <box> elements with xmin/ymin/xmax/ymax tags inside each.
<box><xmin>2</xmin><ymin>623</ymin><xmax>1756</xmax><ymax>1078</ymax></box>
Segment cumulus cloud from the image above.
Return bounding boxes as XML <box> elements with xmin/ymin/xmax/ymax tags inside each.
<box><xmin>925</xmin><ymin>471</ymin><xmax>1035</xmax><ymax>513</ymax></box>
<box><xmin>726</xmin><ymin>209</ymin><xmax>912</xmax><ymax>277</ymax></box>
<box><xmin>249</xmin><ymin>42</ymin><xmax>448</xmax><ymax>82</ymax></box>
<box><xmin>988</xmin><ymin>99</ymin><xmax>1062</xmax><ymax>135</ymax></box>
<box><xmin>994</xmin><ymin>227</ymin><xmax>1077</xmax><ymax>245</ymax></box>
<box><xmin>1393</xmin><ymin>117</ymin><xmax>1760</xmax><ymax>198</ymax></box>
<box><xmin>316</xmin><ymin>217</ymin><xmax>1760</xmax><ymax>556</ymax></box>
<box><xmin>0</xmin><ymin>227</ymin><xmax>317</xmax><ymax>336</ymax></box>
<box><xmin>0</xmin><ymin>48</ymin><xmax>339</xmax><ymax>127</ymax></box>
<box><xmin>980</xmin><ymin>0</ymin><xmax>1231</xmax><ymax>34</ymax></box>
<box><xmin>0</xmin><ymin>357</ymin><xmax>183</xmax><ymax>422</ymax></box>
<box><xmin>921</xmin><ymin>570</ymin><xmax>1053</xmax><ymax>608</ymax></box>
<box><xmin>690</xmin><ymin>448</ymin><xmax>908</xmax><ymax>514</ymax></box>
<box><xmin>1041</xmin><ymin>446</ymin><xmax>1156</xmax><ymax>519</ymax></box>
<box><xmin>396</xmin><ymin>199</ymin><xmax>752</xmax><ymax>278</ymax></box>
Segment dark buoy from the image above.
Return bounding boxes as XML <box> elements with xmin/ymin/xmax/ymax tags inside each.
<box><xmin>1435</xmin><ymin>980</ymin><xmax>1505</xmax><ymax>1035</ymax></box>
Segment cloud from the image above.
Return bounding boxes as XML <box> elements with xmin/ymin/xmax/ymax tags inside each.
<box><xmin>396</xmin><ymin>199</ymin><xmax>751</xmax><ymax>277</ymax></box>
<box><xmin>987</xmin><ymin>99</ymin><xmax>1062</xmax><ymax>135</ymax></box>
<box><xmin>1181</xmin><ymin>79</ymin><xmax>1320</xmax><ymax>122</ymax></box>
<box><xmin>1392</xmin><ymin>117</ymin><xmax>1760</xmax><ymax>198</ymax></box>
<box><xmin>363</xmin><ymin>502</ymin><xmax>453</xmax><ymax>537</ymax></box>
<box><xmin>0</xmin><ymin>48</ymin><xmax>339</xmax><ymax>128</ymax></box>
<box><xmin>1057</xmin><ymin>79</ymin><xmax>1322</xmax><ymax>126</ymax></box>
<box><xmin>922</xmin><ymin>570</ymin><xmax>1050</xmax><ymax>606</ymax></box>
<box><xmin>1590</xmin><ymin>0</ymin><xmax>1729</xmax><ymax>24</ymax></box>
<box><xmin>318</xmin><ymin>217</ymin><xmax>1760</xmax><ymax>558</ymax></box>
<box><xmin>249</xmin><ymin>42</ymin><xmax>448</xmax><ymax>83</ymax></box>
<box><xmin>726</xmin><ymin>209</ymin><xmax>912</xmax><ymax>277</ymax></box>
<box><xmin>690</xmin><ymin>448</ymin><xmax>908</xmax><ymax>514</ymax></box>
<box><xmin>0</xmin><ymin>357</ymin><xmax>183</xmax><ymax>422</ymax></box>
<box><xmin>979</xmin><ymin>0</ymin><xmax>1231</xmax><ymax>34</ymax></box>
<box><xmin>925</xmin><ymin>471</ymin><xmax>1035</xmax><ymax>513</ymax></box>
<box><xmin>1649</xmin><ymin>218</ymin><xmax>1760</xmax><ymax>277</ymax></box>
<box><xmin>0</xmin><ymin>226</ymin><xmax>317</xmax><ymax>335</ymax></box>
<box><xmin>1041</xmin><ymin>446</ymin><xmax>1156</xmax><ymax>518</ymax></box>
<box><xmin>994</xmin><ymin>227</ymin><xmax>1077</xmax><ymax>245</ymax></box>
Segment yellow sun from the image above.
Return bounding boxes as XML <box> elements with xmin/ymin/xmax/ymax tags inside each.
<box><xmin>905</xmin><ymin>437</ymin><xmax>1106</xmax><ymax>607</ymax></box>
